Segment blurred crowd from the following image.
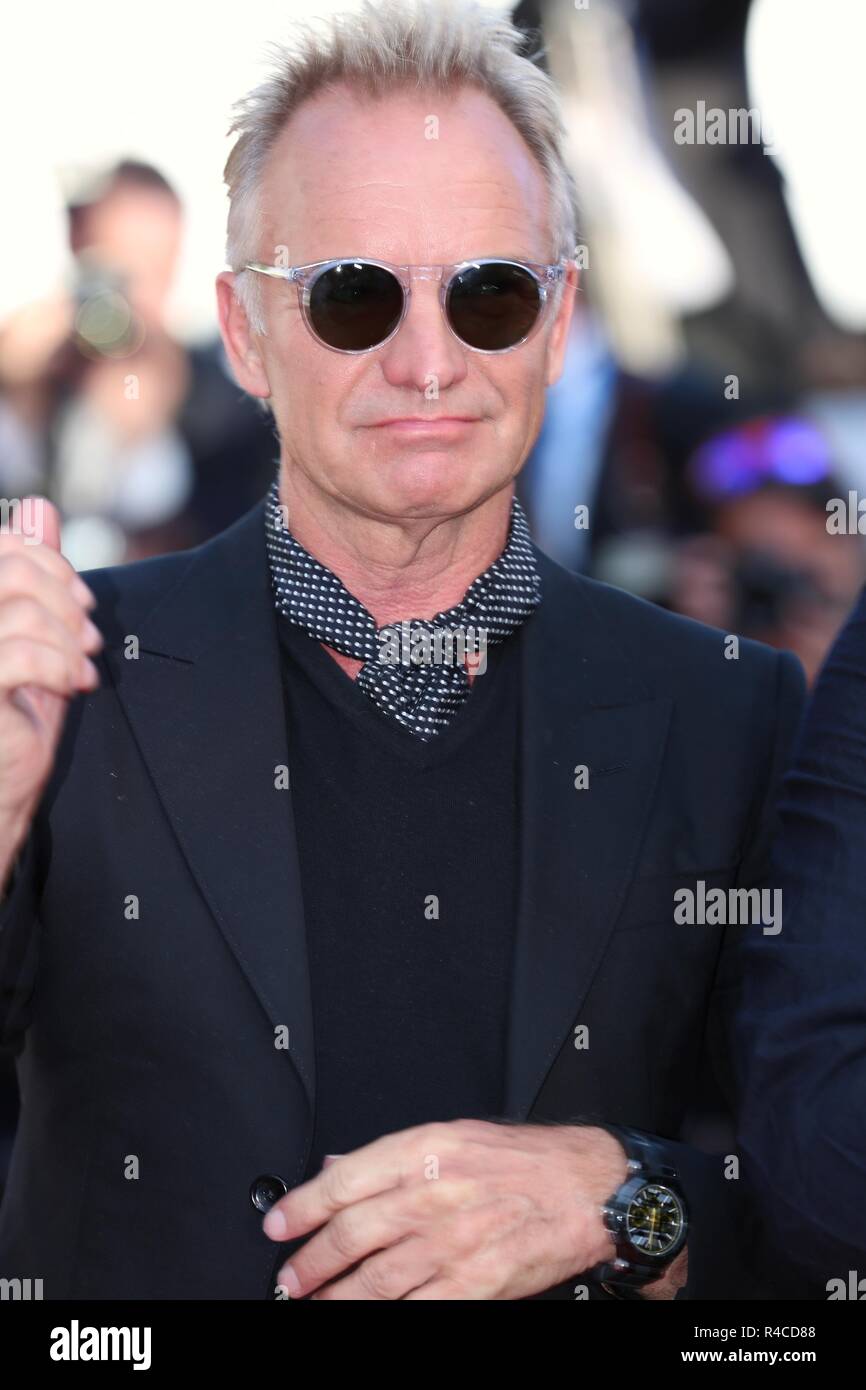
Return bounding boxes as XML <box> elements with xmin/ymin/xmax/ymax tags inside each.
<box><xmin>512</xmin><ymin>0</ymin><xmax>866</xmax><ymax>687</ymax></box>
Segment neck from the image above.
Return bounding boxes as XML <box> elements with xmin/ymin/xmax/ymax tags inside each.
<box><xmin>276</xmin><ymin>465</ymin><xmax>515</xmax><ymax>629</ymax></box>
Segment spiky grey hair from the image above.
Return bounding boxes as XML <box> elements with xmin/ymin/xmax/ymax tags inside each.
<box><xmin>223</xmin><ymin>0</ymin><xmax>579</xmax><ymax>337</ymax></box>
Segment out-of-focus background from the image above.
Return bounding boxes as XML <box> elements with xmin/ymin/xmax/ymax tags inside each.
<box><xmin>1</xmin><ymin>0</ymin><xmax>864</xmax><ymax>1175</ymax></box>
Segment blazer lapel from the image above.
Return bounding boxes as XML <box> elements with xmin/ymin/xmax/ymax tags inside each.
<box><xmin>104</xmin><ymin>501</ymin><xmax>316</xmax><ymax>1117</ymax></box>
<box><xmin>504</xmin><ymin>551</ymin><xmax>673</xmax><ymax>1119</ymax></box>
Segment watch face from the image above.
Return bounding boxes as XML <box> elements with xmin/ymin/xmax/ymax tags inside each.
<box><xmin>625</xmin><ymin>1183</ymin><xmax>685</xmax><ymax>1257</ymax></box>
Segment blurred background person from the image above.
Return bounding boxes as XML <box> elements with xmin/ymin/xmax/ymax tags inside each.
<box><xmin>673</xmin><ymin>418</ymin><xmax>864</xmax><ymax>686</ymax></box>
<box><xmin>0</xmin><ymin>160</ymin><xmax>278</xmax><ymax>569</ymax></box>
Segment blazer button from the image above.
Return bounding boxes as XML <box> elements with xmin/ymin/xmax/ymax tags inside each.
<box><xmin>250</xmin><ymin>1174</ymin><xmax>289</xmax><ymax>1213</ymax></box>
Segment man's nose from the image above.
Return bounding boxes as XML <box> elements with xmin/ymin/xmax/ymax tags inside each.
<box><xmin>377</xmin><ymin>275</ymin><xmax>468</xmax><ymax>394</ymax></box>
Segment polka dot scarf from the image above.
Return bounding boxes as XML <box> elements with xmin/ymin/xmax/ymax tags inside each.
<box><xmin>264</xmin><ymin>478</ymin><xmax>542</xmax><ymax>740</ymax></box>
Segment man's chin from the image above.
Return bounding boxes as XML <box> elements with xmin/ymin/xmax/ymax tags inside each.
<box><xmin>356</xmin><ymin>453</ymin><xmax>507</xmax><ymax>521</ymax></box>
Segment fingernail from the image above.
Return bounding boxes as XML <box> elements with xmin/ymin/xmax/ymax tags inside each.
<box><xmin>323</xmin><ymin>1154</ymin><xmax>341</xmax><ymax>1168</ymax></box>
<box><xmin>263</xmin><ymin>1207</ymin><xmax>287</xmax><ymax>1239</ymax></box>
<box><xmin>278</xmin><ymin>1264</ymin><xmax>302</xmax><ymax>1297</ymax></box>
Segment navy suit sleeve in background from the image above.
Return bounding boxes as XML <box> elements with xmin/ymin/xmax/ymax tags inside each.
<box><xmin>736</xmin><ymin>584</ymin><xmax>866</xmax><ymax>1282</ymax></box>
<box><xmin>674</xmin><ymin>648</ymin><xmax>808</xmax><ymax>1299</ymax></box>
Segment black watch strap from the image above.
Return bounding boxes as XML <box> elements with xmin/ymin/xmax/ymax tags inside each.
<box><xmin>593</xmin><ymin>1124</ymin><xmax>688</xmax><ymax>1291</ymax></box>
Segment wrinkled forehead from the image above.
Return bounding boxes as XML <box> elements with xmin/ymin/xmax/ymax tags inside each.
<box><xmin>256</xmin><ymin>81</ymin><xmax>553</xmax><ymax>266</ymax></box>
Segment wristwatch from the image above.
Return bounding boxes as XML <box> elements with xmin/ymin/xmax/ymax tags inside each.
<box><xmin>592</xmin><ymin>1125</ymin><xmax>689</xmax><ymax>1295</ymax></box>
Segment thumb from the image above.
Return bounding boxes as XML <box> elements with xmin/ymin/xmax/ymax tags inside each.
<box><xmin>21</xmin><ymin>495</ymin><xmax>62</xmax><ymax>552</ymax></box>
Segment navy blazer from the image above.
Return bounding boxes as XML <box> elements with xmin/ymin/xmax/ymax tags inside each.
<box><xmin>0</xmin><ymin>497</ymin><xmax>805</xmax><ymax>1298</ymax></box>
<box><xmin>736</xmin><ymin>583</ymin><xmax>866</xmax><ymax>1286</ymax></box>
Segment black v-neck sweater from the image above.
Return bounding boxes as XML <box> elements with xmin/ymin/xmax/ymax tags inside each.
<box><xmin>275</xmin><ymin>617</ymin><xmax>522</xmax><ymax>1178</ymax></box>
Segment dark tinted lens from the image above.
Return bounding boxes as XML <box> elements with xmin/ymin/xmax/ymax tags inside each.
<box><xmin>308</xmin><ymin>261</ymin><xmax>404</xmax><ymax>350</ymax></box>
<box><xmin>446</xmin><ymin>262</ymin><xmax>542</xmax><ymax>350</ymax></box>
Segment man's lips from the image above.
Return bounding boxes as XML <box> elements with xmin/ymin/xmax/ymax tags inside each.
<box><xmin>365</xmin><ymin>416</ymin><xmax>481</xmax><ymax>438</ymax></box>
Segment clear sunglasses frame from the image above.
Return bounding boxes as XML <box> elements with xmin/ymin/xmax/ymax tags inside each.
<box><xmin>242</xmin><ymin>256</ymin><xmax>567</xmax><ymax>355</ymax></box>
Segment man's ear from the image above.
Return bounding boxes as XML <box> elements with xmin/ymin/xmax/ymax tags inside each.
<box><xmin>544</xmin><ymin>260</ymin><xmax>578</xmax><ymax>387</ymax></box>
<box><xmin>215</xmin><ymin>271</ymin><xmax>271</xmax><ymax>399</ymax></box>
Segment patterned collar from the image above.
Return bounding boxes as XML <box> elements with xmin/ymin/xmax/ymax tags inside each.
<box><xmin>264</xmin><ymin>477</ymin><xmax>541</xmax><ymax>739</ymax></box>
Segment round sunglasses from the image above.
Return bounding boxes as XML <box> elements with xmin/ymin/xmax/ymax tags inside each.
<box><xmin>243</xmin><ymin>257</ymin><xmax>566</xmax><ymax>354</ymax></box>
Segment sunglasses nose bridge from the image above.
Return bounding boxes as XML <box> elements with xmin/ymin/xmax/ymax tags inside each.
<box><xmin>400</xmin><ymin>265</ymin><xmax>445</xmax><ymax>318</ymax></box>
<box><xmin>405</xmin><ymin>265</ymin><xmax>445</xmax><ymax>284</ymax></box>
<box><xmin>396</xmin><ymin>266</ymin><xmax>453</xmax><ymax>339</ymax></box>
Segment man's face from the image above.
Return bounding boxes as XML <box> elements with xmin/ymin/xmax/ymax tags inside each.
<box><xmin>219</xmin><ymin>83</ymin><xmax>575</xmax><ymax>523</ymax></box>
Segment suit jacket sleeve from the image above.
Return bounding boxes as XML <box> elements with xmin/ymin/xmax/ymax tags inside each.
<box><xmin>657</xmin><ymin>648</ymin><xmax>807</xmax><ymax>1299</ymax></box>
<box><xmin>735</xmin><ymin>585</ymin><xmax>866</xmax><ymax>1282</ymax></box>
<box><xmin>0</xmin><ymin>821</ymin><xmax>42</xmax><ymax>1059</ymax></box>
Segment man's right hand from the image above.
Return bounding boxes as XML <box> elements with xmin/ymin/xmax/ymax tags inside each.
<box><xmin>0</xmin><ymin>497</ymin><xmax>103</xmax><ymax>891</ymax></box>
